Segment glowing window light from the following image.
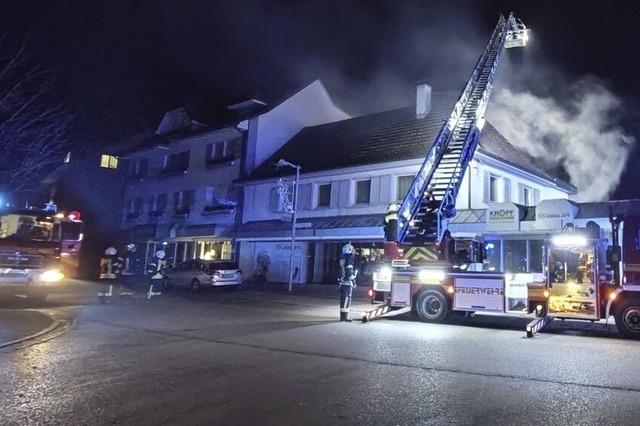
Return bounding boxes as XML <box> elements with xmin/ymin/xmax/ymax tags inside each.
<box><xmin>551</xmin><ymin>234</ymin><xmax>587</xmax><ymax>247</ymax></box>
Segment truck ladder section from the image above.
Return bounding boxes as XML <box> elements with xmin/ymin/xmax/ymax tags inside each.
<box><xmin>397</xmin><ymin>13</ymin><xmax>525</xmax><ymax>245</ymax></box>
<box><xmin>526</xmin><ymin>315</ymin><xmax>553</xmax><ymax>338</ymax></box>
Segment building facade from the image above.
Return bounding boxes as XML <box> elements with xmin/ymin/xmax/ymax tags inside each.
<box><xmin>119</xmin><ymin>81</ymin><xmax>349</xmax><ymax>267</ymax></box>
<box><xmin>236</xmin><ymin>89</ymin><xmax>578</xmax><ymax>284</ymax></box>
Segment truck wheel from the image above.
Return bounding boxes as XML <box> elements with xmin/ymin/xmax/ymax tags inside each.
<box><xmin>614</xmin><ymin>298</ymin><xmax>640</xmax><ymax>339</ymax></box>
<box><xmin>415</xmin><ymin>289</ymin><xmax>449</xmax><ymax>323</ymax></box>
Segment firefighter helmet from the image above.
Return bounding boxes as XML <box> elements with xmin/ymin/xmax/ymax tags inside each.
<box><xmin>342</xmin><ymin>243</ymin><xmax>355</xmax><ymax>256</ymax></box>
<box><xmin>155</xmin><ymin>250</ymin><xmax>166</xmax><ymax>259</ymax></box>
<box><xmin>105</xmin><ymin>247</ymin><xmax>117</xmax><ymax>256</ymax></box>
<box><xmin>387</xmin><ymin>202</ymin><xmax>400</xmax><ymax>213</ymax></box>
<box><xmin>126</xmin><ymin>243</ymin><xmax>136</xmax><ymax>252</ymax></box>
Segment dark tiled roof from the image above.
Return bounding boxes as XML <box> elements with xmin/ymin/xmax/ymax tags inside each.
<box><xmin>248</xmin><ymin>92</ymin><xmax>575</xmax><ymax>192</ymax></box>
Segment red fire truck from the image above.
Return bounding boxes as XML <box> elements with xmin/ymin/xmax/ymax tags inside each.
<box><xmin>370</xmin><ymin>216</ymin><xmax>640</xmax><ymax>339</ymax></box>
<box><xmin>0</xmin><ymin>207</ymin><xmax>84</xmax><ymax>300</ymax></box>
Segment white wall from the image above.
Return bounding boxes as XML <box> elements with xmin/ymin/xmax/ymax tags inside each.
<box><xmin>239</xmin><ymin>241</ymin><xmax>307</xmax><ymax>283</ymax></box>
<box><xmin>240</xmin><ymin>80</ymin><xmax>349</xmax><ymax>172</ymax></box>
<box><xmin>242</xmin><ymin>154</ymin><xmax>571</xmax><ymax>224</ymax></box>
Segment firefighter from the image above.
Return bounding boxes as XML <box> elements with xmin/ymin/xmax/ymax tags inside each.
<box><xmin>146</xmin><ymin>249</ymin><xmax>166</xmax><ymax>299</ymax></box>
<box><xmin>98</xmin><ymin>246</ymin><xmax>123</xmax><ymax>303</ymax></box>
<box><xmin>120</xmin><ymin>243</ymin><xmax>140</xmax><ymax>294</ymax></box>
<box><xmin>338</xmin><ymin>242</ymin><xmax>357</xmax><ymax>322</ymax></box>
<box><xmin>383</xmin><ymin>203</ymin><xmax>401</xmax><ymax>260</ymax></box>
<box><xmin>438</xmin><ymin>230</ymin><xmax>456</xmax><ymax>263</ymax></box>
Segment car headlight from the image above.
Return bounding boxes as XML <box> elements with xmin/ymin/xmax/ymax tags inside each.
<box><xmin>41</xmin><ymin>269</ymin><xmax>64</xmax><ymax>282</ymax></box>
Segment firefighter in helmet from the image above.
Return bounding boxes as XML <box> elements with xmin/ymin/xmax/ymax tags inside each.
<box><xmin>146</xmin><ymin>249</ymin><xmax>167</xmax><ymax>299</ymax></box>
<box><xmin>383</xmin><ymin>203</ymin><xmax>401</xmax><ymax>260</ymax></box>
<box><xmin>121</xmin><ymin>243</ymin><xmax>140</xmax><ymax>293</ymax></box>
<box><xmin>338</xmin><ymin>242</ymin><xmax>357</xmax><ymax>322</ymax></box>
<box><xmin>98</xmin><ymin>246</ymin><xmax>123</xmax><ymax>303</ymax></box>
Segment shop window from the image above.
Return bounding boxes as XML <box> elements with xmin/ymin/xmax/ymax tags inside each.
<box><xmin>317</xmin><ymin>183</ymin><xmax>331</xmax><ymax>207</ymax></box>
<box><xmin>484</xmin><ymin>239</ymin><xmax>501</xmax><ymax>271</ymax></box>
<box><xmin>100</xmin><ymin>154</ymin><xmax>118</xmax><ymax>169</ymax></box>
<box><xmin>529</xmin><ymin>239</ymin><xmax>544</xmax><ymax>272</ymax></box>
<box><xmin>504</xmin><ymin>239</ymin><xmax>527</xmax><ymax>273</ymax></box>
<box><xmin>397</xmin><ymin>175</ymin><xmax>414</xmax><ymax>200</ymax></box>
<box><xmin>355</xmin><ymin>179</ymin><xmax>371</xmax><ymax>204</ymax></box>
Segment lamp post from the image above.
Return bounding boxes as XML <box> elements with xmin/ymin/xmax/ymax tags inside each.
<box><xmin>276</xmin><ymin>159</ymin><xmax>301</xmax><ymax>293</ymax></box>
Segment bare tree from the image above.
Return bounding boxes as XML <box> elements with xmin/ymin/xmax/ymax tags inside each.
<box><xmin>0</xmin><ymin>36</ymin><xmax>74</xmax><ymax>197</ymax></box>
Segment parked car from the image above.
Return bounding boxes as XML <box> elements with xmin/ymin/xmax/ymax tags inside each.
<box><xmin>166</xmin><ymin>260</ymin><xmax>242</xmax><ymax>293</ymax></box>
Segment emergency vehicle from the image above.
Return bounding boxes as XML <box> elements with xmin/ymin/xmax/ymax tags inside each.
<box><xmin>0</xmin><ymin>206</ymin><xmax>83</xmax><ymax>299</ymax></box>
<box><xmin>366</xmin><ymin>13</ymin><xmax>640</xmax><ymax>339</ymax></box>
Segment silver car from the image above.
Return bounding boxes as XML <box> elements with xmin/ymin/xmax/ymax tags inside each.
<box><xmin>167</xmin><ymin>260</ymin><xmax>242</xmax><ymax>293</ymax></box>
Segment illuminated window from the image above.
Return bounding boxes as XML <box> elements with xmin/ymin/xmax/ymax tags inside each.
<box><xmin>100</xmin><ymin>154</ymin><xmax>118</xmax><ymax>169</ymax></box>
<box><xmin>63</xmin><ymin>152</ymin><xmax>72</xmax><ymax>163</ymax></box>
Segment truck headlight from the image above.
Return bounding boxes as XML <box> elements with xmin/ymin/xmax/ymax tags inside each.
<box><xmin>375</xmin><ymin>266</ymin><xmax>392</xmax><ymax>282</ymax></box>
<box><xmin>41</xmin><ymin>269</ymin><xmax>64</xmax><ymax>282</ymax></box>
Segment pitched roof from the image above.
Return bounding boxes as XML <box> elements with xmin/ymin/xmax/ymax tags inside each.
<box><xmin>247</xmin><ymin>92</ymin><xmax>575</xmax><ymax>192</ymax></box>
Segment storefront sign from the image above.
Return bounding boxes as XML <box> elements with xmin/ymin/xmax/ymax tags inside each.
<box><xmin>485</xmin><ymin>202</ymin><xmax>521</xmax><ymax>231</ymax></box>
<box><xmin>531</xmin><ymin>199</ymin><xmax>579</xmax><ymax>230</ymax></box>
<box><xmin>453</xmin><ymin>276</ymin><xmax>504</xmax><ymax>312</ymax></box>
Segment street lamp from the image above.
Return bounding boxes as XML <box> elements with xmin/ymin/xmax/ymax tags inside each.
<box><xmin>276</xmin><ymin>158</ymin><xmax>301</xmax><ymax>293</ymax></box>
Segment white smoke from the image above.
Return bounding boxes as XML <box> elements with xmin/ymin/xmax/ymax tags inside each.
<box><xmin>488</xmin><ymin>80</ymin><xmax>634</xmax><ymax>201</ymax></box>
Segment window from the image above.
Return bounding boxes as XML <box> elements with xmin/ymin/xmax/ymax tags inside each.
<box><xmin>270</xmin><ymin>187</ymin><xmax>284</xmax><ymax>212</ymax></box>
<box><xmin>355</xmin><ymin>179</ymin><xmax>371</xmax><ymax>204</ymax></box>
<box><xmin>397</xmin><ymin>175</ymin><xmax>414</xmax><ymax>200</ymax></box>
<box><xmin>100</xmin><ymin>154</ymin><xmax>118</xmax><ymax>169</ymax></box>
<box><xmin>206</xmin><ymin>142</ymin><xmax>225</xmax><ymax>161</ymax></box>
<box><xmin>156</xmin><ymin>194</ymin><xmax>168</xmax><ymax>212</ymax></box>
<box><xmin>484</xmin><ymin>239</ymin><xmax>501</xmax><ymax>272</ymax></box>
<box><xmin>489</xmin><ymin>174</ymin><xmax>500</xmax><ymax>202</ymax></box>
<box><xmin>130</xmin><ymin>158</ymin><xmax>149</xmax><ymax>177</ymax></box>
<box><xmin>317</xmin><ymin>184</ymin><xmax>331</xmax><ymax>208</ymax></box>
<box><xmin>528</xmin><ymin>240</ymin><xmax>544</xmax><ymax>272</ymax></box>
<box><xmin>522</xmin><ymin>185</ymin><xmax>533</xmax><ymax>206</ymax></box>
<box><xmin>134</xmin><ymin>197</ymin><xmax>144</xmax><ymax>214</ymax></box>
<box><xmin>147</xmin><ymin>196</ymin><xmax>155</xmax><ymax>211</ymax></box>
<box><xmin>173</xmin><ymin>190</ymin><xmax>195</xmax><ymax>212</ymax></box>
<box><xmin>63</xmin><ymin>152</ymin><xmax>71</xmax><ymax>163</ymax></box>
<box><xmin>504</xmin><ymin>239</ymin><xmax>527</xmax><ymax>273</ymax></box>
<box><xmin>163</xmin><ymin>150</ymin><xmax>190</xmax><ymax>172</ymax></box>
<box><xmin>205</xmin><ymin>187</ymin><xmax>216</xmax><ymax>205</ymax></box>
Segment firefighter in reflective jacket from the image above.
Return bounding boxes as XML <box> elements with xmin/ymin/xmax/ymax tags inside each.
<box><xmin>383</xmin><ymin>203</ymin><xmax>401</xmax><ymax>260</ymax></box>
<box><xmin>120</xmin><ymin>243</ymin><xmax>140</xmax><ymax>293</ymax></box>
<box><xmin>146</xmin><ymin>249</ymin><xmax>166</xmax><ymax>299</ymax></box>
<box><xmin>98</xmin><ymin>247</ymin><xmax>123</xmax><ymax>303</ymax></box>
<box><xmin>338</xmin><ymin>243</ymin><xmax>357</xmax><ymax>322</ymax></box>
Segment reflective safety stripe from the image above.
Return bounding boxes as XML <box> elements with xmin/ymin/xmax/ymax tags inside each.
<box><xmin>404</xmin><ymin>246</ymin><xmax>438</xmax><ymax>261</ymax></box>
<box><xmin>340</xmin><ymin>308</ymin><xmax>350</xmax><ymax>313</ymax></box>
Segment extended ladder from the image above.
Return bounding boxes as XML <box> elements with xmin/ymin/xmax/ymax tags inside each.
<box><xmin>397</xmin><ymin>13</ymin><xmax>528</xmax><ymax>245</ymax></box>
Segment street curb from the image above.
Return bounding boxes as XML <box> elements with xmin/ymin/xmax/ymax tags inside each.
<box><xmin>0</xmin><ymin>310</ymin><xmax>64</xmax><ymax>350</ymax></box>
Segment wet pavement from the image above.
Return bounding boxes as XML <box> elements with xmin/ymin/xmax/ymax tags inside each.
<box><xmin>0</xmin><ymin>280</ymin><xmax>639</xmax><ymax>425</ymax></box>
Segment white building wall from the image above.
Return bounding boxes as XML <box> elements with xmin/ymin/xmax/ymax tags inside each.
<box><xmin>242</xmin><ymin>154</ymin><xmax>571</xmax><ymax>224</ymax></box>
<box><xmin>239</xmin><ymin>80</ymin><xmax>350</xmax><ymax>172</ymax></box>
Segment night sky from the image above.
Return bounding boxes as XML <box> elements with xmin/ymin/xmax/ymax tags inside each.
<box><xmin>2</xmin><ymin>0</ymin><xmax>640</xmax><ymax>197</ymax></box>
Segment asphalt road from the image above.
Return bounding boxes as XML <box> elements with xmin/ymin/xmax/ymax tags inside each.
<box><xmin>0</xmin><ymin>281</ymin><xmax>638</xmax><ymax>425</ymax></box>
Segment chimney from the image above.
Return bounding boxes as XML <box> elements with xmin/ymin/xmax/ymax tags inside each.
<box><xmin>416</xmin><ymin>83</ymin><xmax>431</xmax><ymax>118</ymax></box>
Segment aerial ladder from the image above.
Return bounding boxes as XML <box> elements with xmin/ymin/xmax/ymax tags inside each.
<box><xmin>395</xmin><ymin>13</ymin><xmax>529</xmax><ymax>248</ymax></box>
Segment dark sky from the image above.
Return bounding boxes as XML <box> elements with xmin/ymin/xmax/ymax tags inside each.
<box><xmin>2</xmin><ymin>0</ymin><xmax>640</xmax><ymax>197</ymax></box>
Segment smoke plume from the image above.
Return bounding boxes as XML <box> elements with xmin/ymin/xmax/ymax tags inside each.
<box><xmin>488</xmin><ymin>79</ymin><xmax>634</xmax><ymax>201</ymax></box>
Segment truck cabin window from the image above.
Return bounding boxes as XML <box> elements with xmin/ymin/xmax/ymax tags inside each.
<box><xmin>548</xmin><ymin>248</ymin><xmax>594</xmax><ymax>285</ymax></box>
<box><xmin>0</xmin><ymin>214</ymin><xmax>59</xmax><ymax>242</ymax></box>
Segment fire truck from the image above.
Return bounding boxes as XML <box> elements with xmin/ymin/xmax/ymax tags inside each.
<box><xmin>0</xmin><ymin>206</ymin><xmax>84</xmax><ymax>300</ymax></box>
<box><xmin>366</xmin><ymin>13</ymin><xmax>640</xmax><ymax>339</ymax></box>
